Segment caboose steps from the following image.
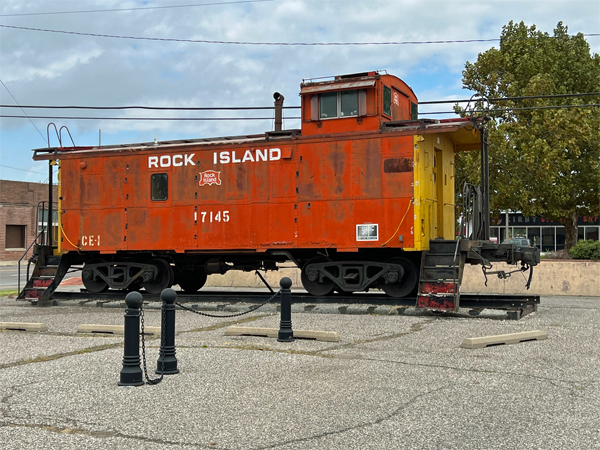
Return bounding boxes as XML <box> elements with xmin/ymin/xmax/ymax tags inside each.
<box><xmin>417</xmin><ymin>240</ymin><xmax>465</xmax><ymax>312</ymax></box>
<box><xmin>17</xmin><ymin>247</ymin><xmax>75</xmax><ymax>305</ymax></box>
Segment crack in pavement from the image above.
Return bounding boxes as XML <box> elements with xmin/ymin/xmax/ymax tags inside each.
<box><xmin>0</xmin><ymin>420</ymin><xmax>224</xmax><ymax>449</ymax></box>
<box><xmin>0</xmin><ymin>343</ymin><xmax>122</xmax><ymax>370</ymax></box>
<box><xmin>333</xmin><ymin>354</ymin><xmax>592</xmax><ymax>395</ymax></box>
<box><xmin>254</xmin><ymin>386</ymin><xmax>446</xmax><ymax>449</ymax></box>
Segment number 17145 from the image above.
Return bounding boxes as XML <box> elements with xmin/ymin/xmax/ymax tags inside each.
<box><xmin>201</xmin><ymin>211</ymin><xmax>230</xmax><ymax>223</ymax></box>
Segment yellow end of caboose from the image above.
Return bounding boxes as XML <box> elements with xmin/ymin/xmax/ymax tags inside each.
<box><xmin>412</xmin><ymin>126</ymin><xmax>478</xmax><ymax>251</ymax></box>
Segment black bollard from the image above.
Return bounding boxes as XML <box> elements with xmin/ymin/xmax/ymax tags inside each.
<box><xmin>156</xmin><ymin>288</ymin><xmax>179</xmax><ymax>374</ymax></box>
<box><xmin>277</xmin><ymin>277</ymin><xmax>294</xmax><ymax>342</ymax></box>
<box><xmin>119</xmin><ymin>292</ymin><xmax>144</xmax><ymax>386</ymax></box>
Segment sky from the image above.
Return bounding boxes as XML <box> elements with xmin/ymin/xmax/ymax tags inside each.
<box><xmin>0</xmin><ymin>0</ymin><xmax>598</xmax><ymax>183</ymax></box>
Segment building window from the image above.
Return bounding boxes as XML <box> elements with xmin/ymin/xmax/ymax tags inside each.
<box><xmin>5</xmin><ymin>225</ymin><xmax>26</xmax><ymax>249</ymax></box>
<box><xmin>151</xmin><ymin>173</ymin><xmax>168</xmax><ymax>201</ymax></box>
<box><xmin>319</xmin><ymin>90</ymin><xmax>359</xmax><ymax>119</ymax></box>
<box><xmin>585</xmin><ymin>226</ymin><xmax>599</xmax><ymax>240</ymax></box>
<box><xmin>38</xmin><ymin>209</ymin><xmax>58</xmax><ymax>233</ymax></box>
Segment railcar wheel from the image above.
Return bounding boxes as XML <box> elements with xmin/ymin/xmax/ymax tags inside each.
<box><xmin>301</xmin><ymin>256</ymin><xmax>335</xmax><ymax>296</ymax></box>
<box><xmin>177</xmin><ymin>270</ymin><xmax>207</xmax><ymax>293</ymax></box>
<box><xmin>141</xmin><ymin>259</ymin><xmax>173</xmax><ymax>294</ymax></box>
<box><xmin>82</xmin><ymin>258</ymin><xmax>109</xmax><ymax>293</ymax></box>
<box><xmin>381</xmin><ymin>258</ymin><xmax>418</xmax><ymax>298</ymax></box>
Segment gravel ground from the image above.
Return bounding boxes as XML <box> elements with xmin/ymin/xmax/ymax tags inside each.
<box><xmin>0</xmin><ymin>294</ymin><xmax>598</xmax><ymax>449</ymax></box>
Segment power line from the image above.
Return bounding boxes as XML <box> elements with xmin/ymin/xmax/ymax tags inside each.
<box><xmin>0</xmin><ymin>105</ymin><xmax>300</xmax><ymax>110</ymax></box>
<box><xmin>421</xmin><ymin>104</ymin><xmax>600</xmax><ymax>115</ymax></box>
<box><xmin>2</xmin><ymin>24</ymin><xmax>597</xmax><ymax>46</ymax></box>
<box><xmin>0</xmin><ymin>164</ymin><xmax>47</xmax><ymax>175</ymax></box>
<box><xmin>0</xmin><ymin>0</ymin><xmax>276</xmax><ymax>17</ymax></box>
<box><xmin>0</xmin><ymin>79</ymin><xmax>47</xmax><ymax>145</ymax></box>
<box><xmin>2</xmin><ymin>93</ymin><xmax>598</xmax><ymax>111</ymax></box>
<box><xmin>419</xmin><ymin>92</ymin><xmax>600</xmax><ymax>105</ymax></box>
<box><xmin>0</xmin><ymin>115</ymin><xmax>301</xmax><ymax>121</ymax></box>
<box><xmin>2</xmin><ymin>104</ymin><xmax>598</xmax><ymax>121</ymax></box>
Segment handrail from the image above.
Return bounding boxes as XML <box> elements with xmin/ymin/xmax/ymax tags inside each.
<box><xmin>17</xmin><ymin>226</ymin><xmax>46</xmax><ymax>295</ymax></box>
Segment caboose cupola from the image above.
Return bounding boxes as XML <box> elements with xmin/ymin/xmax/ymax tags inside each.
<box><xmin>299</xmin><ymin>71</ymin><xmax>418</xmax><ymax>136</ymax></box>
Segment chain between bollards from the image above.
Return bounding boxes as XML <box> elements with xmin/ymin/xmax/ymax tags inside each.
<box><xmin>277</xmin><ymin>277</ymin><xmax>294</xmax><ymax>342</ymax></box>
<box><xmin>119</xmin><ymin>289</ymin><xmax>179</xmax><ymax>387</ymax></box>
<box><xmin>120</xmin><ymin>279</ymin><xmax>292</xmax><ymax>386</ymax></box>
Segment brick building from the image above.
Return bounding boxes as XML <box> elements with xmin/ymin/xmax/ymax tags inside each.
<box><xmin>0</xmin><ymin>180</ymin><xmax>58</xmax><ymax>261</ymax></box>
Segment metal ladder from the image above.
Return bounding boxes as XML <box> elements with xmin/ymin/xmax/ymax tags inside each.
<box><xmin>416</xmin><ymin>239</ymin><xmax>466</xmax><ymax>312</ymax></box>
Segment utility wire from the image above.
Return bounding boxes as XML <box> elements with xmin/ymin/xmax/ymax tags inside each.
<box><xmin>2</xmin><ymin>104</ymin><xmax>598</xmax><ymax>121</ymax></box>
<box><xmin>0</xmin><ymin>105</ymin><xmax>300</xmax><ymax>110</ymax></box>
<box><xmin>2</xmin><ymin>24</ymin><xmax>597</xmax><ymax>46</ymax></box>
<box><xmin>419</xmin><ymin>92</ymin><xmax>600</xmax><ymax>105</ymax></box>
<box><xmin>0</xmin><ymin>0</ymin><xmax>276</xmax><ymax>16</ymax></box>
<box><xmin>422</xmin><ymin>104</ymin><xmax>600</xmax><ymax>115</ymax></box>
<box><xmin>0</xmin><ymin>115</ymin><xmax>301</xmax><ymax>121</ymax></box>
<box><xmin>0</xmin><ymin>79</ymin><xmax>47</xmax><ymax>145</ymax></box>
<box><xmin>0</xmin><ymin>164</ymin><xmax>47</xmax><ymax>175</ymax></box>
<box><xmin>2</xmin><ymin>92</ymin><xmax>598</xmax><ymax>112</ymax></box>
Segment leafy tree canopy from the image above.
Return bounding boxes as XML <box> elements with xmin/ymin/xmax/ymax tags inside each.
<box><xmin>456</xmin><ymin>21</ymin><xmax>600</xmax><ymax>250</ymax></box>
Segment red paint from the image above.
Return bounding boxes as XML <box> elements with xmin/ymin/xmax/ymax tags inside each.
<box><xmin>421</xmin><ymin>282</ymin><xmax>456</xmax><ymax>294</ymax></box>
<box><xmin>32</xmin><ymin>278</ymin><xmax>53</xmax><ymax>288</ymax></box>
<box><xmin>417</xmin><ymin>295</ymin><xmax>456</xmax><ymax>311</ymax></box>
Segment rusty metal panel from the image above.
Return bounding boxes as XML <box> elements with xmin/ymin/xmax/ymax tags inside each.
<box><xmin>126</xmin><ymin>208</ymin><xmax>148</xmax><ymax>250</ymax></box>
<box><xmin>269</xmin><ymin>203</ymin><xmax>296</xmax><ymax>247</ymax></box>
<box><xmin>100</xmin><ymin>157</ymin><xmax>126</xmax><ymax>208</ymax></box>
<box><xmin>350</xmin><ymin>138</ymin><xmax>382</xmax><ymax>198</ymax></box>
<box><xmin>298</xmin><ymin>141</ymin><xmax>330</xmax><ymax>201</ymax></box>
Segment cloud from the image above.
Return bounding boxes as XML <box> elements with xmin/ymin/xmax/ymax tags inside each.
<box><xmin>0</xmin><ymin>0</ymin><xmax>598</xmax><ymax>180</ymax></box>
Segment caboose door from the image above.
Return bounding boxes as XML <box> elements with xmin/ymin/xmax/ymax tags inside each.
<box><xmin>433</xmin><ymin>148</ymin><xmax>444</xmax><ymax>239</ymax></box>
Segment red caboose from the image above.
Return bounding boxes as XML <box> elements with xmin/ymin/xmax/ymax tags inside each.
<box><xmin>30</xmin><ymin>71</ymin><xmax>535</xmax><ymax>306</ymax></box>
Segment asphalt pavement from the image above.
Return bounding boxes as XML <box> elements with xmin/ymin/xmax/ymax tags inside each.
<box><xmin>0</xmin><ymin>293</ymin><xmax>598</xmax><ymax>449</ymax></box>
<box><xmin>0</xmin><ymin>261</ymin><xmax>82</xmax><ymax>290</ymax></box>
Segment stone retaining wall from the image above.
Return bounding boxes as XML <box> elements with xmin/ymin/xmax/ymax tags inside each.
<box><xmin>204</xmin><ymin>260</ymin><xmax>600</xmax><ymax>297</ymax></box>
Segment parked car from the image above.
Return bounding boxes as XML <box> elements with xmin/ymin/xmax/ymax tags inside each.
<box><xmin>502</xmin><ymin>238</ymin><xmax>532</xmax><ymax>247</ymax></box>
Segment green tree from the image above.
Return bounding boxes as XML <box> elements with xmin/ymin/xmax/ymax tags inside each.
<box><xmin>456</xmin><ymin>21</ymin><xmax>600</xmax><ymax>250</ymax></box>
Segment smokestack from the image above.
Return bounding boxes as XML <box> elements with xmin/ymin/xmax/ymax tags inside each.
<box><xmin>273</xmin><ymin>92</ymin><xmax>284</xmax><ymax>131</ymax></box>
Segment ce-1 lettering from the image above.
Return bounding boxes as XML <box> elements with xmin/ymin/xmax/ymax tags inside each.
<box><xmin>81</xmin><ymin>235</ymin><xmax>101</xmax><ymax>246</ymax></box>
<box><xmin>200</xmin><ymin>211</ymin><xmax>230</xmax><ymax>223</ymax></box>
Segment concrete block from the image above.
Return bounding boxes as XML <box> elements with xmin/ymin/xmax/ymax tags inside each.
<box><xmin>77</xmin><ymin>324</ymin><xmax>161</xmax><ymax>335</ymax></box>
<box><xmin>461</xmin><ymin>330</ymin><xmax>548</xmax><ymax>349</ymax></box>
<box><xmin>0</xmin><ymin>322</ymin><xmax>48</xmax><ymax>332</ymax></box>
<box><xmin>225</xmin><ymin>326</ymin><xmax>340</xmax><ymax>342</ymax></box>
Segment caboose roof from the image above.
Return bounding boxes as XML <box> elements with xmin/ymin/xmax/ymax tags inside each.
<box><xmin>32</xmin><ymin>116</ymin><xmax>484</xmax><ymax>160</ymax></box>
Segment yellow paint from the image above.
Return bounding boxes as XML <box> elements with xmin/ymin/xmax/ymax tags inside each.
<box><xmin>412</xmin><ymin>133</ymin><xmax>461</xmax><ymax>251</ymax></box>
<box><xmin>57</xmin><ymin>161</ymin><xmax>64</xmax><ymax>254</ymax></box>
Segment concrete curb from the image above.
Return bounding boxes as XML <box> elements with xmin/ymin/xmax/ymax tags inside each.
<box><xmin>461</xmin><ymin>330</ymin><xmax>548</xmax><ymax>349</ymax></box>
<box><xmin>77</xmin><ymin>324</ymin><xmax>161</xmax><ymax>335</ymax></box>
<box><xmin>0</xmin><ymin>322</ymin><xmax>48</xmax><ymax>332</ymax></box>
<box><xmin>225</xmin><ymin>325</ymin><xmax>340</xmax><ymax>342</ymax></box>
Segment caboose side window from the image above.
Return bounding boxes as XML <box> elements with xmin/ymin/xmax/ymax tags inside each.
<box><xmin>320</xmin><ymin>92</ymin><xmax>337</xmax><ymax>118</ymax></box>
<box><xmin>319</xmin><ymin>90</ymin><xmax>359</xmax><ymax>119</ymax></box>
<box><xmin>411</xmin><ymin>102</ymin><xmax>418</xmax><ymax>120</ymax></box>
<box><xmin>340</xmin><ymin>90</ymin><xmax>358</xmax><ymax>117</ymax></box>
<box><xmin>383</xmin><ymin>85</ymin><xmax>392</xmax><ymax>116</ymax></box>
<box><xmin>151</xmin><ymin>173</ymin><xmax>168</xmax><ymax>201</ymax></box>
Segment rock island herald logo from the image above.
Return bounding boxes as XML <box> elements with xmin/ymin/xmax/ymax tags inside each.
<box><xmin>199</xmin><ymin>170</ymin><xmax>221</xmax><ymax>186</ymax></box>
